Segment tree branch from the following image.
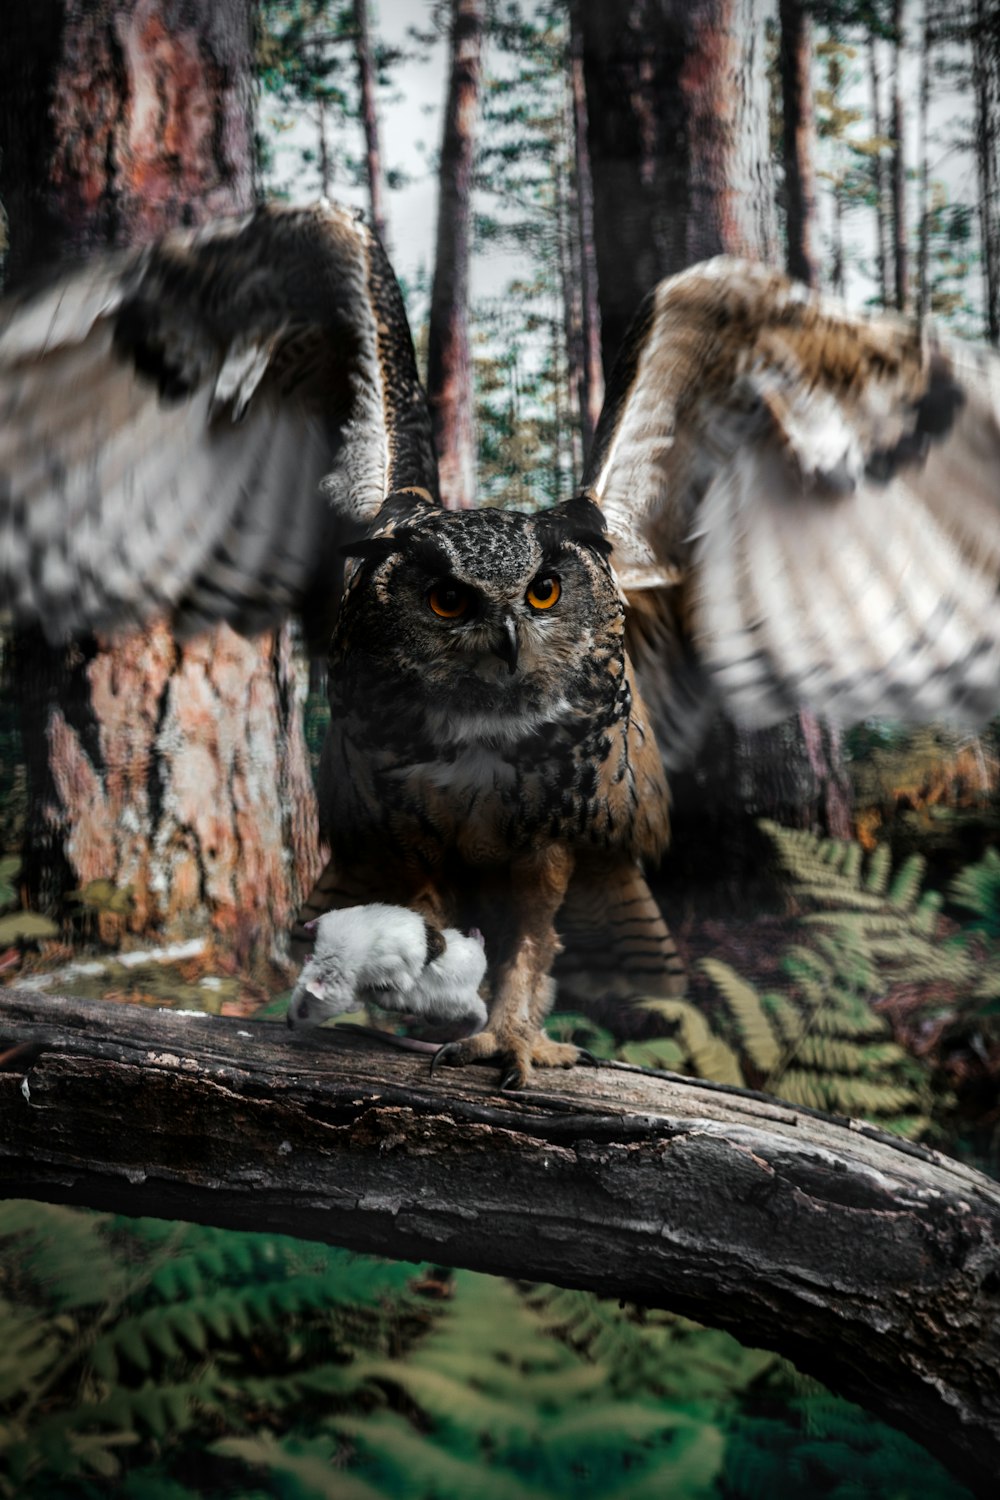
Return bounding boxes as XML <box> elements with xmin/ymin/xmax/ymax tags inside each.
<box><xmin>1</xmin><ymin>989</ymin><xmax>998</xmax><ymax>1495</ymax></box>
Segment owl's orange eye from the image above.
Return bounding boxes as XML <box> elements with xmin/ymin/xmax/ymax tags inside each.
<box><xmin>428</xmin><ymin>583</ymin><xmax>471</xmax><ymax>619</ymax></box>
<box><xmin>526</xmin><ymin>575</ymin><xmax>561</xmax><ymax>611</ymax></box>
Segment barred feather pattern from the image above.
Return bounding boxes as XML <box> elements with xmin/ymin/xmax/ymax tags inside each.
<box><xmin>0</xmin><ymin>202</ymin><xmax>436</xmax><ymax>641</ymax></box>
<box><xmin>587</xmin><ymin>257</ymin><xmax>1000</xmax><ymax>759</ymax></box>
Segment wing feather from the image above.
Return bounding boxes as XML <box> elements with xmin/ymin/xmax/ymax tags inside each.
<box><xmin>0</xmin><ymin>201</ymin><xmax>437</xmax><ymax>641</ymax></box>
<box><xmin>586</xmin><ymin>257</ymin><xmax>1000</xmax><ymax>762</ymax></box>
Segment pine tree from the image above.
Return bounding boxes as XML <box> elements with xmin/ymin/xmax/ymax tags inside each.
<box><xmin>780</xmin><ymin>0</ymin><xmax>821</xmax><ymax>285</ymax></box>
<box><xmin>427</xmin><ymin>0</ymin><xmax>484</xmax><ymax>509</ymax></box>
<box><xmin>472</xmin><ymin>1</ymin><xmax>581</xmax><ymax>507</ymax></box>
<box><xmin>258</xmin><ymin>0</ymin><xmax>401</xmax><ymax>247</ymax></box>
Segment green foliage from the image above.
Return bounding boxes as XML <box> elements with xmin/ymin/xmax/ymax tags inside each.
<box><xmin>257</xmin><ymin>0</ymin><xmax>357</xmax><ymax>195</ymax></box>
<box><xmin>0</xmin><ymin>910</ymin><xmax>58</xmax><ymax>944</ymax></box>
<box><xmin>945</xmin><ymin>848</ymin><xmax>1000</xmax><ymax>1020</ymax></box>
<box><xmin>0</xmin><ymin>848</ymin><xmax>59</xmax><ymax>949</ymax></box>
<box><xmin>303</xmin><ymin>691</ymin><xmax>332</xmax><ymax>788</ymax></box>
<box><xmin>473</xmin><ymin>3</ymin><xmax>580</xmax><ymax>508</ymax></box>
<box><xmin>0</xmin><ymin>1207</ymin><xmax>422</xmax><ymax>1497</ymax></box>
<box><xmin>68</xmin><ymin>879</ymin><xmax>134</xmax><ymax>917</ymax></box>
<box><xmin>339</xmin><ymin>1272</ymin><xmax>728</xmax><ymax>1499</ymax></box>
<box><xmin>0</xmin><ymin>1204</ymin><xmax>972</xmax><ymax>1499</ymax></box>
<box><xmin>688</xmin><ymin>822</ymin><xmax>979</xmax><ymax>1135</ymax></box>
<box><xmin>724</xmin><ymin>1378</ymin><xmax>970</xmax><ymax>1500</ymax></box>
<box><xmin>0</xmin><ymin>856</ymin><xmax>18</xmax><ymax>910</ymax></box>
<box><xmin>257</xmin><ymin>1</ymin><xmax>411</xmax><ymax>212</ymax></box>
<box><xmin>634</xmin><ymin>998</ymin><xmax>745</xmax><ymax>1086</ymax></box>
<box><xmin>949</xmin><ymin>846</ymin><xmax>1000</xmax><ymax>938</ymax></box>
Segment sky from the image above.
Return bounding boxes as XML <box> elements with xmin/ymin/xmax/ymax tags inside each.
<box><xmin>260</xmin><ymin>0</ymin><xmax>455</xmax><ymax>307</ymax></box>
<box><xmin>260</xmin><ymin>1</ymin><xmax>987</xmax><ymax>334</ymax></box>
<box><xmin>261</xmin><ymin>0</ymin><xmax>564</xmax><ymax>321</ymax></box>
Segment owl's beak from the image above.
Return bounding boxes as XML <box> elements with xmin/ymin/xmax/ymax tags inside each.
<box><xmin>493</xmin><ymin>614</ymin><xmax>519</xmax><ymax>675</ymax></box>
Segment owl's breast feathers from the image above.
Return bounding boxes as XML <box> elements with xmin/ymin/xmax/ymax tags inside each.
<box><xmin>323</xmin><ymin>632</ymin><xmax>669</xmax><ymax>874</ymax></box>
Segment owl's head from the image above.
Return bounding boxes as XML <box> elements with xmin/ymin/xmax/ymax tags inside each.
<box><xmin>335</xmin><ymin>495</ymin><xmax>626</xmax><ymax>746</ymax></box>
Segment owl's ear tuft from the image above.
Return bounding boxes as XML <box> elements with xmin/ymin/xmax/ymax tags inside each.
<box><xmin>375</xmin><ymin>487</ymin><xmax>442</xmax><ymax>530</ymax></box>
<box><xmin>340</xmin><ymin>535</ymin><xmax>402</xmax><ymax>564</ymax></box>
<box><xmin>538</xmin><ymin>494</ymin><xmax>612</xmax><ymax>559</ymax></box>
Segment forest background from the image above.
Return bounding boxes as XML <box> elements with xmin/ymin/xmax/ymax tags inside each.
<box><xmin>1</xmin><ymin>1</ymin><xmax>1000</xmax><ymax>1496</ymax></box>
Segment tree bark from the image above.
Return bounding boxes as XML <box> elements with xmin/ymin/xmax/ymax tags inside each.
<box><xmin>426</xmin><ymin>0</ymin><xmax>483</xmax><ymax>510</ymax></box>
<box><xmin>0</xmin><ymin>0</ymin><xmax>321</xmax><ymax>970</ymax></box>
<box><xmin>317</xmin><ymin>93</ymin><xmax>334</xmax><ymax>199</ymax></box>
<box><xmin>580</xmin><ymin>0</ymin><xmax>777</xmax><ymax>373</ymax></box>
<box><xmin>552</xmin><ymin>171</ymin><xmax>580</xmax><ymax>491</ymax></box>
<box><xmin>567</xmin><ymin>0</ymin><xmax>604</xmax><ymax>451</ymax></box>
<box><xmin>868</xmin><ymin>31</ymin><xmax>891</xmax><ymax>306</ymax></box>
<box><xmin>1</xmin><ymin>990</ymin><xmax>999</xmax><ymax>1497</ymax></box>
<box><xmin>917</xmin><ymin>0</ymin><xmax>932</xmax><ymax>324</ymax></box>
<box><xmin>778</xmin><ymin>0</ymin><xmax>819</xmax><ymax>286</ymax></box>
<box><xmin>353</xmin><ymin>0</ymin><xmax>389</xmax><ymax>249</ymax></box>
<box><xmin>891</xmin><ymin>0</ymin><xmax>910</xmax><ymax>310</ymax></box>
<box><xmin>973</xmin><ymin>0</ymin><xmax>1000</xmax><ymax>344</ymax></box>
<box><xmin>831</xmin><ymin>176</ymin><xmax>846</xmax><ymax>295</ymax></box>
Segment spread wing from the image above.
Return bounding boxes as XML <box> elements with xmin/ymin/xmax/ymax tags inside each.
<box><xmin>585</xmin><ymin>257</ymin><xmax>1000</xmax><ymax>770</ymax></box>
<box><xmin>0</xmin><ymin>200</ymin><xmax>437</xmax><ymax>642</ymax></box>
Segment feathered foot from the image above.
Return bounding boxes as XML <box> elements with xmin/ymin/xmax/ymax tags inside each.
<box><xmin>430</xmin><ymin>1027</ymin><xmax>590</xmax><ymax>1091</ymax></box>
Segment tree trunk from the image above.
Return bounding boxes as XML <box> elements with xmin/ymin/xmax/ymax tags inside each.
<box><xmin>2</xmin><ymin>990</ymin><xmax>999</xmax><ymax>1498</ymax></box>
<box><xmin>0</xmin><ymin>0</ymin><xmax>321</xmax><ymax>972</ymax></box>
<box><xmin>426</xmin><ymin>0</ymin><xmax>483</xmax><ymax>510</ymax></box>
<box><xmin>832</xmin><ymin>176</ymin><xmax>846</xmax><ymax>295</ymax></box>
<box><xmin>868</xmin><ymin>31</ymin><xmax>891</xmax><ymax>306</ymax></box>
<box><xmin>779</xmin><ymin>0</ymin><xmax>819</xmax><ymax>286</ymax></box>
<box><xmin>917</xmin><ymin>0</ymin><xmax>932</xmax><ymax>324</ymax></box>
<box><xmin>580</xmin><ymin>0</ymin><xmax>777</xmax><ymax>374</ymax></box>
<box><xmin>581</xmin><ymin>0</ymin><xmax>854</xmax><ymax>853</ymax></box>
<box><xmin>554</xmin><ymin>168</ymin><xmax>582</xmax><ymax>487</ymax></box>
<box><xmin>891</xmin><ymin>0</ymin><xmax>909</xmax><ymax>310</ymax></box>
<box><xmin>567</xmin><ymin>0</ymin><xmax>604</xmax><ymax>452</ymax></box>
<box><xmin>317</xmin><ymin>93</ymin><xmax>334</xmax><ymax>199</ymax></box>
<box><xmin>973</xmin><ymin>0</ymin><xmax>1000</xmax><ymax>344</ymax></box>
<box><xmin>353</xmin><ymin>0</ymin><xmax>388</xmax><ymax>249</ymax></box>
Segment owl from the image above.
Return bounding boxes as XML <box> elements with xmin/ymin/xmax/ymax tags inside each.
<box><xmin>3</xmin><ymin>202</ymin><xmax>1000</xmax><ymax>1088</ymax></box>
<box><xmin>291</xmin><ymin>496</ymin><xmax>681</xmax><ymax>1084</ymax></box>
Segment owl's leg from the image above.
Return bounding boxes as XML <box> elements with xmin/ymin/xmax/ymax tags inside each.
<box><xmin>554</xmin><ymin>854</ymin><xmax>686</xmax><ymax>1032</ymax></box>
<box><xmin>432</xmin><ymin>845</ymin><xmax>579</xmax><ymax>1089</ymax></box>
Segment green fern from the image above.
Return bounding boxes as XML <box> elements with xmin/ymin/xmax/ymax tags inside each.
<box><xmin>685</xmin><ymin>823</ymin><xmax>967</xmax><ymax>1135</ymax></box>
<box><xmin>698</xmin><ymin>959</ymin><xmax>782</xmax><ymax>1074</ymax></box>
<box><xmin>0</xmin><ymin>856</ymin><xmax>18</xmax><ymax>910</ymax></box>
<box><xmin>0</xmin><ymin>1204</ymin><xmax>974</xmax><ymax>1499</ymax></box>
<box><xmin>0</xmin><ymin>1201</ymin><xmax>127</xmax><ymax>1310</ymax></box>
<box><xmin>724</xmin><ymin>1372</ymin><xmax>971</xmax><ymax>1499</ymax></box>
<box><xmin>949</xmin><ymin>846</ymin><xmax>1000</xmax><ymax>937</ymax></box>
<box><xmin>337</xmin><ymin>1272</ymin><xmax>728</xmax><ymax>1500</ymax></box>
<box><xmin>213</xmin><ymin>1432</ymin><xmax>383</xmax><ymax>1500</ymax></box>
<box><xmin>0</xmin><ymin>1206</ymin><xmax>423</xmax><ymax>1497</ymax></box>
<box><xmin>634</xmin><ymin>998</ymin><xmax>744</xmax><ymax>1085</ymax></box>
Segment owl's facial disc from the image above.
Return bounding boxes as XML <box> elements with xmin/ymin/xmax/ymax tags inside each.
<box><xmin>338</xmin><ymin>505</ymin><xmax>620</xmax><ymax>748</ymax></box>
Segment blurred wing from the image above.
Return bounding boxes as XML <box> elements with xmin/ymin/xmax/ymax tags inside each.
<box><xmin>585</xmin><ymin>257</ymin><xmax>1000</xmax><ymax>768</ymax></box>
<box><xmin>0</xmin><ymin>201</ymin><xmax>436</xmax><ymax>641</ymax></box>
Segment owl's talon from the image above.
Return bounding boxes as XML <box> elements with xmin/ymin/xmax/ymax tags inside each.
<box><xmin>429</xmin><ymin>1040</ymin><xmax>465</xmax><ymax>1075</ymax></box>
<box><xmin>576</xmin><ymin>1047</ymin><xmax>600</xmax><ymax>1068</ymax></box>
<box><xmin>499</xmin><ymin>1065</ymin><xmax>527</xmax><ymax>1092</ymax></box>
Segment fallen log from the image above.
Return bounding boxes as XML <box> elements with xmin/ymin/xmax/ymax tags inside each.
<box><xmin>0</xmin><ymin>988</ymin><xmax>998</xmax><ymax>1495</ymax></box>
